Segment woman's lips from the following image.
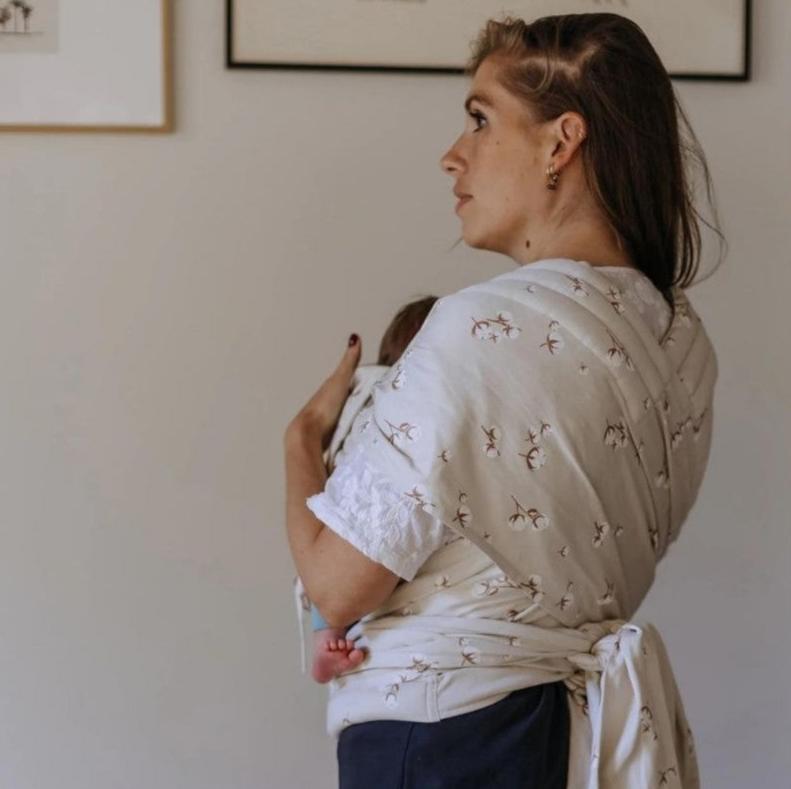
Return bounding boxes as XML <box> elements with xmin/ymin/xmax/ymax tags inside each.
<box><xmin>455</xmin><ymin>196</ymin><xmax>472</xmax><ymax>212</ymax></box>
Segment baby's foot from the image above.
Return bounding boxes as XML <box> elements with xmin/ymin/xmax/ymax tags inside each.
<box><xmin>311</xmin><ymin>631</ymin><xmax>366</xmax><ymax>683</ymax></box>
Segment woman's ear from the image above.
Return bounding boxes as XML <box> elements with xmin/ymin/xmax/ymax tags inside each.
<box><xmin>553</xmin><ymin>113</ymin><xmax>586</xmax><ymax>164</ymax></box>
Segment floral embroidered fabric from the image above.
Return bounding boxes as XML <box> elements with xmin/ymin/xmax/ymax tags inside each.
<box><xmin>307</xmin><ymin>266</ymin><xmax>672</xmax><ymax>579</ymax></box>
<box><xmin>306</xmin><ymin>440</ymin><xmax>452</xmax><ymax>582</ymax></box>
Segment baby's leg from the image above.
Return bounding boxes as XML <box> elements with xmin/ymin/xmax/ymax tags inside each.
<box><xmin>311</xmin><ymin>625</ymin><xmax>366</xmax><ymax>683</ymax></box>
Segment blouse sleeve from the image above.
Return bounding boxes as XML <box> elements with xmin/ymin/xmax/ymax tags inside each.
<box><xmin>305</xmin><ymin>440</ymin><xmax>451</xmax><ymax>582</ymax></box>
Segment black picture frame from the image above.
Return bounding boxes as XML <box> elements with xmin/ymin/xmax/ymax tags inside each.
<box><xmin>226</xmin><ymin>0</ymin><xmax>751</xmax><ymax>82</ymax></box>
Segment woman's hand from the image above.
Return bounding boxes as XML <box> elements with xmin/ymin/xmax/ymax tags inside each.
<box><xmin>284</xmin><ymin>334</ymin><xmax>362</xmax><ymax>452</ymax></box>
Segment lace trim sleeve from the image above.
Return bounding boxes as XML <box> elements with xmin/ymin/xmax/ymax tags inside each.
<box><xmin>305</xmin><ymin>443</ymin><xmax>448</xmax><ymax>582</ymax></box>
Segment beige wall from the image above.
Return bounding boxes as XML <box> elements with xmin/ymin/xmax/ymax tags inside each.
<box><xmin>0</xmin><ymin>3</ymin><xmax>787</xmax><ymax>787</ymax></box>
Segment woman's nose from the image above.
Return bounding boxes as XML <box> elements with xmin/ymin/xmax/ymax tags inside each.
<box><xmin>440</xmin><ymin>147</ymin><xmax>462</xmax><ymax>176</ymax></box>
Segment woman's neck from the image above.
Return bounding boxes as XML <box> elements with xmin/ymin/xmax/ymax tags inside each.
<box><xmin>508</xmin><ymin>210</ymin><xmax>635</xmax><ymax>270</ymax></box>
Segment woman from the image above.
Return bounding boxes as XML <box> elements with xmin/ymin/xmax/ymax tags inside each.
<box><xmin>284</xmin><ymin>13</ymin><xmax>722</xmax><ymax>788</ymax></box>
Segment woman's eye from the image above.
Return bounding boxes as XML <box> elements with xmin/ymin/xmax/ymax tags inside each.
<box><xmin>468</xmin><ymin>110</ymin><xmax>487</xmax><ymax>132</ymax></box>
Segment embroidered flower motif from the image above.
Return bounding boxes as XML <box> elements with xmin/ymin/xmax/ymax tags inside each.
<box><xmin>502</xmin><ymin>323</ymin><xmax>521</xmax><ymax>339</ymax></box>
<box><xmin>597</xmin><ymin>580</ymin><xmax>616</xmax><ymax>605</ymax></box>
<box><xmin>658</xmin><ymin>766</ymin><xmax>678</xmax><ymax>786</ymax></box>
<box><xmin>383</xmin><ymin>655</ymin><xmax>438</xmax><ymax>706</ymax></box>
<box><xmin>520</xmin><ymin>574</ymin><xmax>545</xmax><ymax>603</ymax></box>
<box><xmin>525</xmin><ymin>421</ymin><xmax>552</xmax><ymax>445</ymax></box>
<box><xmin>481</xmin><ymin>425</ymin><xmax>502</xmax><ymax>457</ymax></box>
<box><xmin>655</xmin><ymin>466</ymin><xmax>670</xmax><ymax>489</ymax></box>
<box><xmin>404</xmin><ymin>483</ymin><xmax>430</xmax><ymax>507</ymax></box>
<box><xmin>606</xmin><ymin>285</ymin><xmax>625</xmax><ymax>315</ymax></box>
<box><xmin>540</xmin><ymin>320</ymin><xmax>565</xmax><ymax>355</ymax></box>
<box><xmin>460</xmin><ymin>644</ymin><xmax>481</xmax><ymax>666</ymax></box>
<box><xmin>384</xmin><ymin>419</ymin><xmax>421</xmax><ymax>445</ymax></box>
<box><xmin>384</xmin><ymin>683</ymin><xmax>400</xmax><ymax>707</ymax></box>
<box><xmin>528</xmin><ymin>508</ymin><xmax>549</xmax><ymax>531</ymax></box>
<box><xmin>649</xmin><ymin>525</ymin><xmax>659</xmax><ymax>553</ymax></box>
<box><xmin>691</xmin><ymin>409</ymin><xmax>707</xmax><ymax>442</ymax></box>
<box><xmin>471</xmin><ymin>311</ymin><xmax>521</xmax><ymax>342</ymax></box>
<box><xmin>409</xmin><ymin>654</ymin><xmax>437</xmax><ymax>673</ymax></box>
<box><xmin>453</xmin><ymin>504</ymin><xmax>472</xmax><ymax>528</ymax></box>
<box><xmin>519</xmin><ymin>422</ymin><xmax>551</xmax><ymax>469</ymax></box>
<box><xmin>452</xmin><ymin>491</ymin><xmax>472</xmax><ymax>528</ymax></box>
<box><xmin>605</xmin><ymin>331</ymin><xmax>634</xmax><ymax>370</ymax></box>
<box><xmin>603</xmin><ymin>419</ymin><xmax>630</xmax><ymax>450</ymax></box>
<box><xmin>474</xmin><ymin>574</ymin><xmax>519</xmax><ymax>598</ymax></box>
<box><xmin>565</xmin><ymin>275</ymin><xmax>589</xmax><ymax>296</ymax></box>
<box><xmin>558</xmin><ymin>545</ymin><xmax>570</xmax><ymax>558</ymax></box>
<box><xmin>592</xmin><ymin>520</ymin><xmax>610</xmax><ymax>548</ymax></box>
<box><xmin>519</xmin><ymin>445</ymin><xmax>547</xmax><ymax>470</ymax></box>
<box><xmin>473</xmin><ymin>580</ymin><xmax>500</xmax><ymax>597</ymax></box>
<box><xmin>556</xmin><ymin>581</ymin><xmax>575</xmax><ymax>611</ymax></box>
<box><xmin>507</xmin><ymin>495</ymin><xmax>550</xmax><ymax>531</ymax></box>
<box><xmin>639</xmin><ymin>705</ymin><xmax>659</xmax><ymax>741</ymax></box>
<box><xmin>437</xmin><ymin>448</ymin><xmax>451</xmax><ymax>463</ymax></box>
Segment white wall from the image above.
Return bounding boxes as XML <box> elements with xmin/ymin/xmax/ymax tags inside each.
<box><xmin>0</xmin><ymin>3</ymin><xmax>787</xmax><ymax>787</ymax></box>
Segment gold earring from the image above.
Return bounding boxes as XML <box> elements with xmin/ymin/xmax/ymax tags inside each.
<box><xmin>546</xmin><ymin>163</ymin><xmax>559</xmax><ymax>191</ymax></box>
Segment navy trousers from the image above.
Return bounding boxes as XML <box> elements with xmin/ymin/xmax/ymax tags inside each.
<box><xmin>336</xmin><ymin>681</ymin><xmax>570</xmax><ymax>789</ymax></box>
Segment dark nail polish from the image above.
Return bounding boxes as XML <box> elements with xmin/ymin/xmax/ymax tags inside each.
<box><xmin>348</xmin><ymin>333</ymin><xmax>359</xmax><ymax>347</ymax></box>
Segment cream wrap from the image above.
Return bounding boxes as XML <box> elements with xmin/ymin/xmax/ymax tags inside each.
<box><xmin>331</xmin><ymin>258</ymin><xmax>716</xmax><ymax>788</ymax></box>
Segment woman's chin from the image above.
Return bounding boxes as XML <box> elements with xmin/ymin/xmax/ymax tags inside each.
<box><xmin>460</xmin><ymin>228</ymin><xmax>490</xmax><ymax>251</ymax></box>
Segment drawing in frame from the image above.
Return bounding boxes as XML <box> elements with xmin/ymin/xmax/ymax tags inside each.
<box><xmin>0</xmin><ymin>0</ymin><xmax>173</xmax><ymax>133</ymax></box>
<box><xmin>227</xmin><ymin>0</ymin><xmax>751</xmax><ymax>82</ymax></box>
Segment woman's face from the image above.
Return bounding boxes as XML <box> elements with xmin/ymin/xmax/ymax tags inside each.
<box><xmin>439</xmin><ymin>56</ymin><xmax>561</xmax><ymax>258</ymax></box>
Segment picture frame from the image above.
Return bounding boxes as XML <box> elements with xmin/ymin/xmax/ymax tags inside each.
<box><xmin>0</xmin><ymin>0</ymin><xmax>173</xmax><ymax>133</ymax></box>
<box><xmin>226</xmin><ymin>0</ymin><xmax>751</xmax><ymax>82</ymax></box>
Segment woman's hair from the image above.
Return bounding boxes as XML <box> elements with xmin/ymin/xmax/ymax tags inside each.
<box><xmin>452</xmin><ymin>13</ymin><xmax>726</xmax><ymax>302</ymax></box>
<box><xmin>377</xmin><ymin>295</ymin><xmax>439</xmax><ymax>366</ymax></box>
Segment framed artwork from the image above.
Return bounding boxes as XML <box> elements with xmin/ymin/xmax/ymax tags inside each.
<box><xmin>227</xmin><ymin>0</ymin><xmax>751</xmax><ymax>82</ymax></box>
<box><xmin>0</xmin><ymin>0</ymin><xmax>173</xmax><ymax>133</ymax></box>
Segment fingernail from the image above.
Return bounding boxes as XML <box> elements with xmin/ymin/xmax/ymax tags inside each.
<box><xmin>348</xmin><ymin>333</ymin><xmax>359</xmax><ymax>347</ymax></box>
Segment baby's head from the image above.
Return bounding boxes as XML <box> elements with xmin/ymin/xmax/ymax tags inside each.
<box><xmin>377</xmin><ymin>295</ymin><xmax>438</xmax><ymax>367</ymax></box>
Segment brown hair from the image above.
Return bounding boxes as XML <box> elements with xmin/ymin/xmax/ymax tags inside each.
<box><xmin>377</xmin><ymin>296</ymin><xmax>439</xmax><ymax>366</ymax></box>
<box><xmin>452</xmin><ymin>13</ymin><xmax>726</xmax><ymax>303</ymax></box>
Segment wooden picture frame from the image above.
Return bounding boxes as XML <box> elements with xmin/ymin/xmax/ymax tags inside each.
<box><xmin>0</xmin><ymin>0</ymin><xmax>173</xmax><ymax>133</ymax></box>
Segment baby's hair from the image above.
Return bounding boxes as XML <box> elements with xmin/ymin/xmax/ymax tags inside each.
<box><xmin>377</xmin><ymin>295</ymin><xmax>439</xmax><ymax>366</ymax></box>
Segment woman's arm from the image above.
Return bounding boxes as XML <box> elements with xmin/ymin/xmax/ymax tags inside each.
<box><xmin>284</xmin><ymin>424</ymin><xmax>400</xmax><ymax>628</ymax></box>
<box><xmin>283</xmin><ymin>337</ymin><xmax>400</xmax><ymax>628</ymax></box>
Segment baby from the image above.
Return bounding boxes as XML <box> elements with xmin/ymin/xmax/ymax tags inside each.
<box><xmin>295</xmin><ymin>295</ymin><xmax>438</xmax><ymax>683</ymax></box>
